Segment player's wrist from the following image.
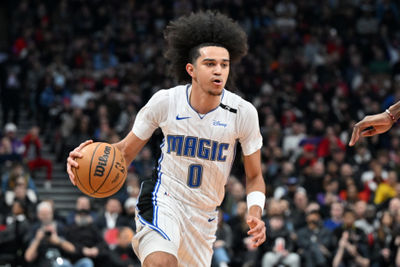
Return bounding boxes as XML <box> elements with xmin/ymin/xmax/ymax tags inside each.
<box><xmin>246</xmin><ymin>191</ymin><xmax>265</xmax><ymax>213</ymax></box>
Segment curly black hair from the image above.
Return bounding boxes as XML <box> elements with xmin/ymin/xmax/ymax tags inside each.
<box><xmin>164</xmin><ymin>10</ymin><xmax>248</xmax><ymax>88</ymax></box>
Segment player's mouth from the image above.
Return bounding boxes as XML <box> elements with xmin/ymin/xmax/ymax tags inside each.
<box><xmin>212</xmin><ymin>78</ymin><xmax>223</xmax><ymax>86</ymax></box>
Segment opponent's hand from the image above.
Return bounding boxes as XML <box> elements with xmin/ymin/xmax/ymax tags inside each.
<box><xmin>246</xmin><ymin>215</ymin><xmax>266</xmax><ymax>247</ymax></box>
<box><xmin>66</xmin><ymin>140</ymin><xmax>93</xmax><ymax>185</ymax></box>
<box><xmin>349</xmin><ymin>112</ymin><xmax>393</xmax><ymax>146</ymax></box>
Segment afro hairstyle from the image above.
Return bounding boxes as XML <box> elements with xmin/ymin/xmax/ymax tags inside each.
<box><xmin>164</xmin><ymin>10</ymin><xmax>248</xmax><ymax>88</ymax></box>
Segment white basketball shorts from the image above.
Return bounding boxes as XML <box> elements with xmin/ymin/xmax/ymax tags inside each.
<box><xmin>132</xmin><ymin>177</ymin><xmax>218</xmax><ymax>267</ymax></box>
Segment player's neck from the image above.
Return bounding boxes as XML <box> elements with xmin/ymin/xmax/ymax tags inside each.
<box><xmin>190</xmin><ymin>83</ymin><xmax>221</xmax><ymax>114</ymax></box>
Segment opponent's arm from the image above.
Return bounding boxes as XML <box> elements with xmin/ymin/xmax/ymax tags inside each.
<box><xmin>389</xmin><ymin>101</ymin><xmax>400</xmax><ymax>121</ymax></box>
<box><xmin>243</xmin><ymin>149</ymin><xmax>266</xmax><ymax>247</ymax></box>
<box><xmin>349</xmin><ymin>101</ymin><xmax>400</xmax><ymax>146</ymax></box>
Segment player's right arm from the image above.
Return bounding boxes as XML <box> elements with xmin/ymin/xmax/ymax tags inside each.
<box><xmin>66</xmin><ymin>134</ymin><xmax>148</xmax><ymax>186</ymax></box>
<box><xmin>66</xmin><ymin>89</ymin><xmax>169</xmax><ymax>186</ymax></box>
<box><xmin>113</xmin><ymin>132</ymin><xmax>149</xmax><ymax>167</ymax></box>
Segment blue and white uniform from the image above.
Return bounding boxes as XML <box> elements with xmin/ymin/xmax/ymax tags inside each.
<box><xmin>131</xmin><ymin>84</ymin><xmax>262</xmax><ymax>266</ymax></box>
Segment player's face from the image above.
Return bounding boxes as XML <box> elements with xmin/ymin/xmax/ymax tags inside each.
<box><xmin>190</xmin><ymin>46</ymin><xmax>230</xmax><ymax>96</ymax></box>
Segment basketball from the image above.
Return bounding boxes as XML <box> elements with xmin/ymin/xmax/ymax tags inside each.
<box><xmin>72</xmin><ymin>142</ymin><xmax>127</xmax><ymax>198</ymax></box>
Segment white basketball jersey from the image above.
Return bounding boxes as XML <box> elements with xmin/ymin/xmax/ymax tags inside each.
<box><xmin>132</xmin><ymin>84</ymin><xmax>262</xmax><ymax>211</ymax></box>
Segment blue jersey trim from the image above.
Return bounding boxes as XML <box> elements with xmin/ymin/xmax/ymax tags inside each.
<box><xmin>152</xmin><ymin>140</ymin><xmax>165</xmax><ymax>226</ymax></box>
<box><xmin>136</xmin><ymin>181</ymin><xmax>145</xmax><ymax>213</ymax></box>
<box><xmin>138</xmin><ymin>214</ymin><xmax>171</xmax><ymax>241</ymax></box>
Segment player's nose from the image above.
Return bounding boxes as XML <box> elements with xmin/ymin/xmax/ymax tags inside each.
<box><xmin>213</xmin><ymin>65</ymin><xmax>222</xmax><ymax>75</ymax></box>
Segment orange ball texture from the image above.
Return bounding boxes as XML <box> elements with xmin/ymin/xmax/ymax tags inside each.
<box><xmin>73</xmin><ymin>142</ymin><xmax>127</xmax><ymax>198</ymax></box>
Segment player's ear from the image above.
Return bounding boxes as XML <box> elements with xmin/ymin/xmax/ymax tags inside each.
<box><xmin>186</xmin><ymin>63</ymin><xmax>195</xmax><ymax>78</ymax></box>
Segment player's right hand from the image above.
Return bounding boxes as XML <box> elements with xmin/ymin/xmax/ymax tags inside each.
<box><xmin>67</xmin><ymin>140</ymin><xmax>93</xmax><ymax>185</ymax></box>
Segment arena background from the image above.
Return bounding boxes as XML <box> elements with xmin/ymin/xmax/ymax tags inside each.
<box><xmin>1</xmin><ymin>0</ymin><xmax>400</xmax><ymax>266</ymax></box>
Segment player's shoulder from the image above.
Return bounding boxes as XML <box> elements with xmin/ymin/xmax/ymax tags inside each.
<box><xmin>223</xmin><ymin>89</ymin><xmax>257</xmax><ymax>114</ymax></box>
<box><xmin>152</xmin><ymin>84</ymin><xmax>187</xmax><ymax>99</ymax></box>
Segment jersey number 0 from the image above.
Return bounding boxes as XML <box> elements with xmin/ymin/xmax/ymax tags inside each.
<box><xmin>187</xmin><ymin>164</ymin><xmax>203</xmax><ymax>188</ymax></box>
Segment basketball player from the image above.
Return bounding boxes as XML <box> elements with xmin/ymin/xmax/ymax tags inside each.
<box><xmin>67</xmin><ymin>11</ymin><xmax>266</xmax><ymax>267</ymax></box>
<box><xmin>349</xmin><ymin>102</ymin><xmax>400</xmax><ymax>146</ymax></box>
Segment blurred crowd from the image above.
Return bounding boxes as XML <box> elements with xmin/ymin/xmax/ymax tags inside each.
<box><xmin>2</xmin><ymin>0</ymin><xmax>400</xmax><ymax>266</ymax></box>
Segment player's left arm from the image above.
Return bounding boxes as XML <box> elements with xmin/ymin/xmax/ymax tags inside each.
<box><xmin>243</xmin><ymin>149</ymin><xmax>266</xmax><ymax>247</ymax></box>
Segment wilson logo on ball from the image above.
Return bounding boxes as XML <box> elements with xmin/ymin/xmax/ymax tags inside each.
<box><xmin>94</xmin><ymin>145</ymin><xmax>111</xmax><ymax>177</ymax></box>
<box><xmin>74</xmin><ymin>142</ymin><xmax>127</xmax><ymax>198</ymax></box>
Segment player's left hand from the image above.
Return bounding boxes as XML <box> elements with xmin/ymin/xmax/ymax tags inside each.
<box><xmin>246</xmin><ymin>215</ymin><xmax>266</xmax><ymax>247</ymax></box>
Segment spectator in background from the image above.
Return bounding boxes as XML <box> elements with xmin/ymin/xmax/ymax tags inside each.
<box><xmin>0</xmin><ymin>199</ymin><xmax>30</xmax><ymax>266</ymax></box>
<box><xmin>123</xmin><ymin>197</ymin><xmax>137</xmax><ymax>231</ymax></box>
<box><xmin>228</xmin><ymin>201</ymin><xmax>256</xmax><ymax>267</ymax></box>
<box><xmin>392</xmin><ymin>209</ymin><xmax>400</xmax><ymax>266</ymax></box>
<box><xmin>4</xmin><ymin>175</ymin><xmax>37</xmax><ymax>220</ymax></box>
<box><xmin>303</xmin><ymin>161</ymin><xmax>325</xmax><ymax>201</ymax></box>
<box><xmin>395</xmin><ymin>182</ymin><xmax>400</xmax><ymax>199</ymax></box>
<box><xmin>332</xmin><ymin>209</ymin><xmax>370</xmax><ymax>267</ymax></box>
<box><xmin>58</xmin><ymin>107</ymin><xmax>84</xmax><ymax>162</ymax></box>
<box><xmin>288</xmin><ymin>190</ymin><xmax>309</xmax><ymax>231</ymax></box>
<box><xmin>295</xmin><ymin>144</ymin><xmax>317</xmax><ymax>176</ymax></box>
<box><xmin>22</xmin><ymin>125</ymin><xmax>53</xmax><ymax>189</ymax></box>
<box><xmin>371</xmin><ymin>211</ymin><xmax>395</xmax><ymax>266</ymax></box>
<box><xmin>95</xmin><ymin>198</ymin><xmax>130</xmax><ymax>233</ymax></box>
<box><xmin>221</xmin><ymin>177</ymin><xmax>246</xmax><ymax>218</ymax></box>
<box><xmin>64</xmin><ymin>115</ymin><xmax>92</xmax><ymax>157</ymax></box>
<box><xmin>341</xmin><ymin>182</ymin><xmax>364</xmax><ymax>207</ymax></box>
<box><xmin>0</xmin><ymin>123</ymin><xmax>24</xmax><ymax>164</ymax></box>
<box><xmin>211</xmin><ymin>209</ymin><xmax>232</xmax><ymax>267</ymax></box>
<box><xmin>108</xmin><ymin>227</ymin><xmax>140</xmax><ymax>267</ymax></box>
<box><xmin>38</xmin><ymin>74</ymin><xmax>71</xmax><ymax>141</ymax></box>
<box><xmin>24</xmin><ymin>201</ymin><xmax>75</xmax><ymax>267</ymax></box>
<box><xmin>323</xmin><ymin>201</ymin><xmax>344</xmax><ymax>231</ymax></box>
<box><xmin>374</xmin><ymin>170</ymin><xmax>397</xmax><ymax>205</ymax></box>
<box><xmin>317</xmin><ymin>126</ymin><xmax>346</xmax><ymax>159</ymax></box>
<box><xmin>317</xmin><ymin>178</ymin><xmax>341</xmax><ymax>209</ymax></box>
<box><xmin>297</xmin><ymin>210</ymin><xmax>333</xmax><ymax>267</ymax></box>
<box><xmin>115</xmin><ymin>103</ymin><xmax>136</xmax><ymax>136</ymax></box>
<box><xmin>1</xmin><ymin>66</ymin><xmax>22</xmax><ymax>126</ymax></box>
<box><xmin>261</xmin><ymin>214</ymin><xmax>300</xmax><ymax>267</ymax></box>
<box><xmin>66</xmin><ymin>196</ymin><xmax>97</xmax><ymax>226</ymax></box>
<box><xmin>352</xmin><ymin>144</ymin><xmax>372</xmax><ymax>170</ymax></box>
<box><xmin>273</xmin><ymin>176</ymin><xmax>306</xmax><ymax>205</ymax></box>
<box><xmin>1</xmin><ymin>161</ymin><xmax>36</xmax><ymax>193</ymax></box>
<box><xmin>361</xmin><ymin>160</ymin><xmax>388</xmax><ymax>201</ymax></box>
<box><xmin>338</xmin><ymin>163</ymin><xmax>356</xmax><ymax>192</ymax></box>
<box><xmin>93</xmin><ymin>50</ymin><xmax>119</xmax><ymax>71</ymax></box>
<box><xmin>354</xmin><ymin>200</ymin><xmax>376</xmax><ymax>236</ymax></box>
<box><xmin>132</xmin><ymin>146</ymin><xmax>155</xmax><ymax>181</ymax></box>
<box><xmin>282</xmin><ymin>122</ymin><xmax>306</xmax><ymax>162</ymax></box>
<box><xmin>70</xmin><ymin>82</ymin><xmax>95</xmax><ymax>109</ymax></box>
<box><xmin>388</xmin><ymin>197</ymin><xmax>400</xmax><ymax>217</ymax></box>
<box><xmin>64</xmin><ymin>205</ymin><xmax>107</xmax><ymax>267</ymax></box>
